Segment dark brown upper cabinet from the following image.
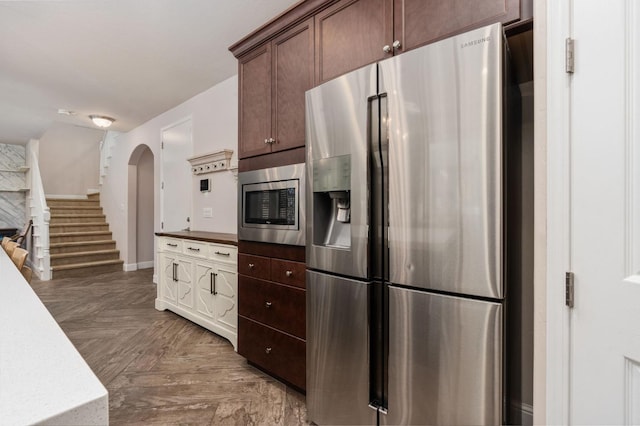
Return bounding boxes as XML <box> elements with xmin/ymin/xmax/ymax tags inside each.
<box><xmin>316</xmin><ymin>0</ymin><xmax>523</xmax><ymax>84</ymax></box>
<box><xmin>238</xmin><ymin>19</ymin><xmax>314</xmax><ymax>159</ymax></box>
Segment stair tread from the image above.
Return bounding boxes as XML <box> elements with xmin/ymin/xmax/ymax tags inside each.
<box><xmin>50</xmin><ymin>214</ymin><xmax>105</xmax><ymax>217</ymax></box>
<box><xmin>50</xmin><ymin>231</ymin><xmax>111</xmax><ymax>236</ymax></box>
<box><xmin>52</xmin><ymin>259</ymin><xmax>124</xmax><ymax>271</ymax></box>
<box><xmin>48</xmin><ymin>206</ymin><xmax>102</xmax><ymax>209</ymax></box>
<box><xmin>51</xmin><ymin>249</ymin><xmax>120</xmax><ymax>259</ymax></box>
<box><xmin>49</xmin><ymin>222</ymin><xmax>109</xmax><ymax>227</ymax></box>
<box><xmin>50</xmin><ymin>240</ymin><xmax>115</xmax><ymax>248</ymax></box>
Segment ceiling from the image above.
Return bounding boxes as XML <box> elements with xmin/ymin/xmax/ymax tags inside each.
<box><xmin>0</xmin><ymin>0</ymin><xmax>298</xmax><ymax>145</ymax></box>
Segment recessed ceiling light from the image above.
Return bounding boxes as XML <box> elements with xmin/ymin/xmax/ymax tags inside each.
<box><xmin>57</xmin><ymin>109</ymin><xmax>76</xmax><ymax>116</ymax></box>
<box><xmin>89</xmin><ymin>115</ymin><xmax>115</xmax><ymax>128</ymax></box>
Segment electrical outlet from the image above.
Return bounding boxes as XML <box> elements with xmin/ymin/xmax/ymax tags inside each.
<box><xmin>203</xmin><ymin>207</ymin><xmax>213</xmax><ymax>218</ymax></box>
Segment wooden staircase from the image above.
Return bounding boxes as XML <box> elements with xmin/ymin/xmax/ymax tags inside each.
<box><xmin>47</xmin><ymin>193</ymin><xmax>123</xmax><ymax>278</ymax></box>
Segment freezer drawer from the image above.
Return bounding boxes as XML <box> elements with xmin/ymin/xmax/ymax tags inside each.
<box><xmin>306</xmin><ymin>270</ymin><xmax>376</xmax><ymax>425</ymax></box>
<box><xmin>384</xmin><ymin>286</ymin><xmax>503</xmax><ymax>426</ymax></box>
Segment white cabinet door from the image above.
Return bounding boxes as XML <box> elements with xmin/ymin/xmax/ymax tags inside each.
<box><xmin>176</xmin><ymin>258</ymin><xmax>194</xmax><ymax>310</ymax></box>
<box><xmin>195</xmin><ymin>260</ymin><xmax>215</xmax><ymax>320</ymax></box>
<box><xmin>212</xmin><ymin>263</ymin><xmax>237</xmax><ymax>333</ymax></box>
<box><xmin>159</xmin><ymin>252</ymin><xmax>178</xmax><ymax>303</ymax></box>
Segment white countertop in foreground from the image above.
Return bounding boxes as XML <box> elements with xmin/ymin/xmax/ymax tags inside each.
<box><xmin>0</xmin><ymin>248</ymin><xmax>108</xmax><ymax>425</ymax></box>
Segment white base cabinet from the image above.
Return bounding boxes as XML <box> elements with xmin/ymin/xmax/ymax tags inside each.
<box><xmin>156</xmin><ymin>236</ymin><xmax>238</xmax><ymax>350</ymax></box>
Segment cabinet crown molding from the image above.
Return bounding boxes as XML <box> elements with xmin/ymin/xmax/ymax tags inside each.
<box><xmin>187</xmin><ymin>149</ymin><xmax>233</xmax><ymax>175</ymax></box>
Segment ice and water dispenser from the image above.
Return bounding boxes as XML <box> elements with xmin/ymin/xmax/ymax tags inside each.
<box><xmin>312</xmin><ymin>155</ymin><xmax>351</xmax><ymax>249</ymax></box>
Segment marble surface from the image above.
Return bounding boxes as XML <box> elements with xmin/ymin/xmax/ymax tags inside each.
<box><xmin>0</xmin><ymin>143</ymin><xmax>26</xmax><ymax>228</ymax></box>
<box><xmin>0</xmin><ymin>247</ymin><xmax>108</xmax><ymax>425</ymax></box>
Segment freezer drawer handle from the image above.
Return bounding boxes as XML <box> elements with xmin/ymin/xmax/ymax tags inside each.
<box><xmin>265</xmin><ymin>347</ymin><xmax>272</xmax><ymax>354</ymax></box>
<box><xmin>265</xmin><ymin>301</ymin><xmax>272</xmax><ymax>309</ymax></box>
<box><xmin>285</xmin><ymin>270</ymin><xmax>293</xmax><ymax>277</ymax></box>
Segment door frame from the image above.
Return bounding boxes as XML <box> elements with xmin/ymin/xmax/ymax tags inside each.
<box><xmin>535</xmin><ymin>0</ymin><xmax>571</xmax><ymax>424</ymax></box>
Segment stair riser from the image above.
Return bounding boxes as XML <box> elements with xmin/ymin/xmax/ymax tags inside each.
<box><xmin>50</xmin><ymin>242</ymin><xmax>116</xmax><ymax>254</ymax></box>
<box><xmin>50</xmin><ymin>216</ymin><xmax>106</xmax><ymax>224</ymax></box>
<box><xmin>49</xmin><ymin>208</ymin><xmax>104</xmax><ymax>215</ymax></box>
<box><xmin>52</xmin><ymin>263</ymin><xmax>123</xmax><ymax>279</ymax></box>
<box><xmin>51</xmin><ymin>252</ymin><xmax>120</xmax><ymax>266</ymax></box>
<box><xmin>50</xmin><ymin>224</ymin><xmax>109</xmax><ymax>233</ymax></box>
<box><xmin>50</xmin><ymin>233</ymin><xmax>113</xmax><ymax>243</ymax></box>
<box><xmin>47</xmin><ymin>200</ymin><xmax>100</xmax><ymax>207</ymax></box>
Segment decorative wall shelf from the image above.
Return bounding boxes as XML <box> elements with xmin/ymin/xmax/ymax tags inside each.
<box><xmin>187</xmin><ymin>150</ymin><xmax>233</xmax><ymax>175</ymax></box>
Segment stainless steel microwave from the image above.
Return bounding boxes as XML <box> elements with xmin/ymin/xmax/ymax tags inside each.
<box><xmin>238</xmin><ymin>163</ymin><xmax>305</xmax><ymax>246</ymax></box>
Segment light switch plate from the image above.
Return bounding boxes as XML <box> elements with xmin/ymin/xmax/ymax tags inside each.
<box><xmin>203</xmin><ymin>207</ymin><xmax>213</xmax><ymax>218</ymax></box>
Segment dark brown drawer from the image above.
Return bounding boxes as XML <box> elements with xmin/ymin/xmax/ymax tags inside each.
<box><xmin>239</xmin><ymin>275</ymin><xmax>306</xmax><ymax>339</ymax></box>
<box><xmin>270</xmin><ymin>258</ymin><xmax>306</xmax><ymax>288</ymax></box>
<box><xmin>238</xmin><ymin>253</ymin><xmax>270</xmax><ymax>280</ymax></box>
<box><xmin>238</xmin><ymin>316</ymin><xmax>306</xmax><ymax>390</ymax></box>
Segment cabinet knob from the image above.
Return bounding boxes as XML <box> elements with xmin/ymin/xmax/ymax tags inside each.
<box><xmin>269</xmin><ymin>137</ymin><xmax>276</xmax><ymax>144</ymax></box>
<box><xmin>382</xmin><ymin>44</ymin><xmax>392</xmax><ymax>53</ymax></box>
<box><xmin>265</xmin><ymin>301</ymin><xmax>272</xmax><ymax>309</ymax></box>
<box><xmin>264</xmin><ymin>138</ymin><xmax>270</xmax><ymax>144</ymax></box>
<box><xmin>285</xmin><ymin>270</ymin><xmax>293</xmax><ymax>277</ymax></box>
<box><xmin>265</xmin><ymin>347</ymin><xmax>272</xmax><ymax>354</ymax></box>
<box><xmin>392</xmin><ymin>40</ymin><xmax>402</xmax><ymax>50</ymax></box>
<box><xmin>248</xmin><ymin>263</ymin><xmax>255</xmax><ymax>269</ymax></box>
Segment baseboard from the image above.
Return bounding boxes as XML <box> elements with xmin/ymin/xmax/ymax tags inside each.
<box><xmin>153</xmin><ymin>274</ymin><xmax>158</xmax><ymax>284</ymax></box>
<box><xmin>509</xmin><ymin>401</ymin><xmax>533</xmax><ymax>426</ymax></box>
<box><xmin>137</xmin><ymin>261</ymin><xmax>153</xmax><ymax>270</ymax></box>
<box><xmin>123</xmin><ymin>263</ymin><xmax>138</xmax><ymax>272</ymax></box>
<box><xmin>86</xmin><ymin>189</ymin><xmax>100</xmax><ymax>195</ymax></box>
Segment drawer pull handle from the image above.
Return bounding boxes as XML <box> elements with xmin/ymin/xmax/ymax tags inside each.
<box><xmin>167</xmin><ymin>243</ymin><xmax>178</xmax><ymax>247</ymax></box>
<box><xmin>265</xmin><ymin>347</ymin><xmax>272</xmax><ymax>354</ymax></box>
<box><xmin>285</xmin><ymin>270</ymin><xmax>293</xmax><ymax>277</ymax></box>
<box><xmin>248</xmin><ymin>263</ymin><xmax>255</xmax><ymax>269</ymax></box>
<box><xmin>265</xmin><ymin>301</ymin><xmax>272</xmax><ymax>309</ymax></box>
<box><xmin>188</xmin><ymin>247</ymin><xmax>200</xmax><ymax>252</ymax></box>
<box><xmin>215</xmin><ymin>251</ymin><xmax>230</xmax><ymax>256</ymax></box>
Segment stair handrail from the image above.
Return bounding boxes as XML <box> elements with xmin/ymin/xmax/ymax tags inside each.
<box><xmin>27</xmin><ymin>144</ymin><xmax>51</xmax><ymax>280</ymax></box>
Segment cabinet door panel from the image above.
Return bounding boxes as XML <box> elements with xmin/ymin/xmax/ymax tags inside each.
<box><xmin>195</xmin><ymin>262</ymin><xmax>215</xmax><ymax>319</ymax></box>
<box><xmin>315</xmin><ymin>0</ymin><xmax>393</xmax><ymax>84</ymax></box>
<box><xmin>214</xmin><ymin>264</ymin><xmax>237</xmax><ymax>332</ymax></box>
<box><xmin>239</xmin><ymin>275</ymin><xmax>306</xmax><ymax>339</ymax></box>
<box><xmin>239</xmin><ymin>44</ymin><xmax>272</xmax><ymax>159</ymax></box>
<box><xmin>176</xmin><ymin>259</ymin><xmax>194</xmax><ymax>309</ymax></box>
<box><xmin>394</xmin><ymin>0</ymin><xmax>520</xmax><ymax>52</ymax></box>
<box><xmin>160</xmin><ymin>253</ymin><xmax>178</xmax><ymax>303</ymax></box>
<box><xmin>238</xmin><ymin>316</ymin><xmax>306</xmax><ymax>390</ymax></box>
<box><xmin>272</xmin><ymin>18</ymin><xmax>314</xmax><ymax>153</ymax></box>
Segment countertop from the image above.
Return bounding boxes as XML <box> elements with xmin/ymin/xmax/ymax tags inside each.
<box><xmin>155</xmin><ymin>231</ymin><xmax>238</xmax><ymax>246</ymax></box>
<box><xmin>0</xmin><ymin>248</ymin><xmax>108</xmax><ymax>425</ymax></box>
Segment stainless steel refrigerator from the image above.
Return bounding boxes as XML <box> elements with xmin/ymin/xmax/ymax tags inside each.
<box><xmin>306</xmin><ymin>23</ymin><xmax>508</xmax><ymax>425</ymax></box>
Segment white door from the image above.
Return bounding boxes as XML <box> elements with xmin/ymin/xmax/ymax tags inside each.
<box><xmin>570</xmin><ymin>1</ymin><xmax>640</xmax><ymax>423</ymax></box>
<box><xmin>161</xmin><ymin>118</ymin><xmax>192</xmax><ymax>231</ymax></box>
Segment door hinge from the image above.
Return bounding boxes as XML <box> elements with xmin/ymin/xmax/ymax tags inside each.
<box><xmin>565</xmin><ymin>271</ymin><xmax>575</xmax><ymax>308</ymax></box>
<box><xmin>565</xmin><ymin>38</ymin><xmax>575</xmax><ymax>74</ymax></box>
<box><xmin>161</xmin><ymin>181</ymin><xmax>164</xmax><ymax>189</ymax></box>
<box><xmin>161</xmin><ymin>141</ymin><xmax>164</xmax><ymax>149</ymax></box>
<box><xmin>161</xmin><ymin>221</ymin><xmax>164</xmax><ymax>229</ymax></box>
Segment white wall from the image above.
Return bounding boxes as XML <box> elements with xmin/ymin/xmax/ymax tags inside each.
<box><xmin>39</xmin><ymin>122</ymin><xmax>103</xmax><ymax>196</ymax></box>
<box><xmin>101</xmin><ymin>75</ymin><xmax>238</xmax><ymax>274</ymax></box>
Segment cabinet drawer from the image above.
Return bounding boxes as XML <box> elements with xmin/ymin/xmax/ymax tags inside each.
<box><xmin>238</xmin><ymin>253</ymin><xmax>270</xmax><ymax>280</ymax></box>
<box><xmin>209</xmin><ymin>244</ymin><xmax>238</xmax><ymax>263</ymax></box>
<box><xmin>238</xmin><ymin>317</ymin><xmax>306</xmax><ymax>390</ymax></box>
<box><xmin>182</xmin><ymin>240</ymin><xmax>208</xmax><ymax>258</ymax></box>
<box><xmin>159</xmin><ymin>237</ymin><xmax>182</xmax><ymax>253</ymax></box>
<box><xmin>239</xmin><ymin>276</ymin><xmax>305</xmax><ymax>339</ymax></box>
<box><xmin>270</xmin><ymin>258</ymin><xmax>305</xmax><ymax>288</ymax></box>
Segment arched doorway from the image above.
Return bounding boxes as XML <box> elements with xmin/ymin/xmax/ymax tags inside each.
<box><xmin>127</xmin><ymin>144</ymin><xmax>154</xmax><ymax>270</ymax></box>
